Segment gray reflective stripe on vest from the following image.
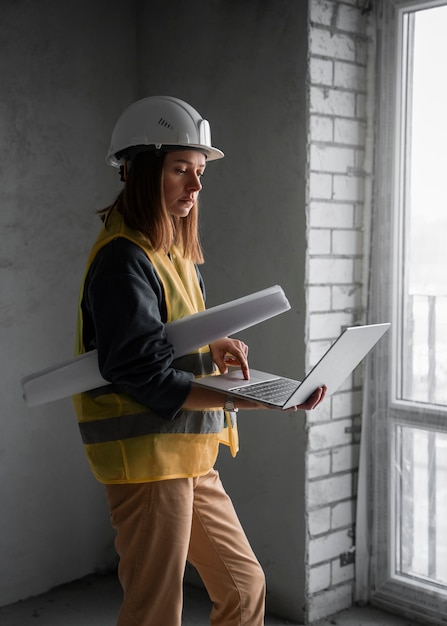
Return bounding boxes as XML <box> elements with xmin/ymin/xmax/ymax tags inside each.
<box><xmin>79</xmin><ymin>408</ymin><xmax>224</xmax><ymax>445</ymax></box>
<box><xmin>78</xmin><ymin>351</ymin><xmax>220</xmax><ymax>444</ymax></box>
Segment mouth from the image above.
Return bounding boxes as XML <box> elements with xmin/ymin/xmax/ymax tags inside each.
<box><xmin>180</xmin><ymin>198</ymin><xmax>195</xmax><ymax>205</ymax></box>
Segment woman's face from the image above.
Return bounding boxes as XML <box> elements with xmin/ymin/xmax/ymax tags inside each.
<box><xmin>162</xmin><ymin>150</ymin><xmax>206</xmax><ymax>217</ymax></box>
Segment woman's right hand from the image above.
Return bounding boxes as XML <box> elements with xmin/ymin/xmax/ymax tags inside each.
<box><xmin>234</xmin><ymin>385</ymin><xmax>327</xmax><ymax>412</ymax></box>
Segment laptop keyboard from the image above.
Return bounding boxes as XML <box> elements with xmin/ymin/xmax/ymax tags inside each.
<box><xmin>229</xmin><ymin>377</ymin><xmax>298</xmax><ymax>406</ymax></box>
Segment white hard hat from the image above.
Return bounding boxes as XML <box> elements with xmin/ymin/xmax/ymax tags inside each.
<box><xmin>106</xmin><ymin>96</ymin><xmax>224</xmax><ymax>166</ymax></box>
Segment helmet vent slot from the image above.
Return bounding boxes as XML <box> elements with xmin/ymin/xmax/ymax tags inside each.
<box><xmin>158</xmin><ymin>117</ymin><xmax>173</xmax><ymax>130</ymax></box>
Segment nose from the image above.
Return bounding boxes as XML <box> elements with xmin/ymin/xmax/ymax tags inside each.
<box><xmin>187</xmin><ymin>173</ymin><xmax>202</xmax><ymax>192</ymax></box>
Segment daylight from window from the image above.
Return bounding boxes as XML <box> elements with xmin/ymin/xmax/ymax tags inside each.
<box><xmin>402</xmin><ymin>4</ymin><xmax>447</xmax><ymax>407</ymax></box>
<box><xmin>395</xmin><ymin>3</ymin><xmax>447</xmax><ymax>592</ymax></box>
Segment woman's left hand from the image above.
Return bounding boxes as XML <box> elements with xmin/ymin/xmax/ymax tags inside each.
<box><xmin>285</xmin><ymin>385</ymin><xmax>327</xmax><ymax>411</ymax></box>
<box><xmin>210</xmin><ymin>337</ymin><xmax>250</xmax><ymax>380</ymax></box>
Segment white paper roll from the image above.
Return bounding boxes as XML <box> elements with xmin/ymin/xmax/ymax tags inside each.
<box><xmin>21</xmin><ymin>285</ymin><xmax>290</xmax><ymax>407</ymax></box>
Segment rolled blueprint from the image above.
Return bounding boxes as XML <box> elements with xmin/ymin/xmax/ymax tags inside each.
<box><xmin>21</xmin><ymin>285</ymin><xmax>290</xmax><ymax>407</ymax></box>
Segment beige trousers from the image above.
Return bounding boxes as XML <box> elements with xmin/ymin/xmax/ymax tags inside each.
<box><xmin>105</xmin><ymin>469</ymin><xmax>266</xmax><ymax>626</ymax></box>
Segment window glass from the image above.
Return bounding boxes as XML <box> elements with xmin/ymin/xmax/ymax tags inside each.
<box><xmin>395</xmin><ymin>424</ymin><xmax>447</xmax><ymax>586</ymax></box>
<box><xmin>398</xmin><ymin>5</ymin><xmax>447</xmax><ymax>407</ymax></box>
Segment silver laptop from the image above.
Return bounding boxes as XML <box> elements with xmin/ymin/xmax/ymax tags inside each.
<box><xmin>193</xmin><ymin>323</ymin><xmax>390</xmax><ymax>409</ymax></box>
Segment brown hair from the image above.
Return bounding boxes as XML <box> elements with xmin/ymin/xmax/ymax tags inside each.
<box><xmin>100</xmin><ymin>150</ymin><xmax>204</xmax><ymax>263</ymax></box>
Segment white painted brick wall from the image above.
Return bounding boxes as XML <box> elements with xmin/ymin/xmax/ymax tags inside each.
<box><xmin>307</xmin><ymin>340</ymin><xmax>332</xmax><ymax>370</ymax></box>
<box><xmin>308</xmin><ymin>258</ymin><xmax>355</xmax><ymax>285</ymax></box>
<box><xmin>334</xmin><ymin>117</ymin><xmax>366</xmax><ymax>145</ymax></box>
<box><xmin>310</xmin><ymin>144</ymin><xmax>355</xmax><ymax>172</ymax></box>
<box><xmin>332</xmin><ymin>284</ymin><xmax>362</xmax><ymax>310</ymax></box>
<box><xmin>332</xmin><ymin>443</ymin><xmax>360</xmax><ymax>473</ymax></box>
<box><xmin>307</xmin><ymin>285</ymin><xmax>332</xmax><ymax>312</ymax></box>
<box><xmin>308</xmin><ymin>450</ymin><xmax>331</xmax><ymax>479</ymax></box>
<box><xmin>309</xmin><ymin>562</ymin><xmax>331</xmax><ymax>593</ymax></box>
<box><xmin>309</xmin><ymin>0</ymin><xmax>333</xmax><ymax>27</ymax></box>
<box><xmin>332</xmin><ymin>559</ymin><xmax>355</xmax><ymax>585</ymax></box>
<box><xmin>308</xmin><ymin>506</ymin><xmax>331</xmax><ymax>536</ymax></box>
<box><xmin>308</xmin><ymin>228</ymin><xmax>331</xmax><ymax>255</ymax></box>
<box><xmin>334</xmin><ymin>60</ymin><xmax>367</xmax><ymax>91</ymax></box>
<box><xmin>309</xmin><ymin>172</ymin><xmax>332</xmax><ymax>199</ymax></box>
<box><xmin>307</xmin><ymin>397</ymin><xmax>331</xmax><ymax>424</ymax></box>
<box><xmin>310</xmin><ymin>30</ymin><xmax>356</xmax><ymax>61</ymax></box>
<box><xmin>307</xmin><ymin>583</ymin><xmax>353</xmax><ymax>623</ymax></box>
<box><xmin>310</xmin><ymin>57</ymin><xmax>333</xmax><ymax>85</ymax></box>
<box><xmin>308</xmin><ymin>311</ymin><xmax>354</xmax><ymax>340</ymax></box>
<box><xmin>332</xmin><ymin>499</ymin><xmax>356</xmax><ymax>529</ymax></box>
<box><xmin>310</xmin><ymin>114</ymin><xmax>334</xmax><ymax>141</ymax></box>
<box><xmin>333</xmin><ymin>173</ymin><xmax>364</xmax><ymax>201</ymax></box>
<box><xmin>308</xmin><ymin>418</ymin><xmax>353</xmax><ymax>450</ymax></box>
<box><xmin>332</xmin><ymin>229</ymin><xmax>362</xmax><ymax>255</ymax></box>
<box><xmin>309</xmin><ymin>201</ymin><xmax>355</xmax><ymax>228</ymax></box>
<box><xmin>310</xmin><ymin>86</ymin><xmax>356</xmax><ymax>116</ymax></box>
<box><xmin>332</xmin><ymin>389</ymin><xmax>362</xmax><ymax>419</ymax></box>
<box><xmin>305</xmin><ymin>0</ymin><xmax>373</xmax><ymax>621</ymax></box>
<box><xmin>336</xmin><ymin>4</ymin><xmax>364</xmax><ymax>33</ymax></box>
<box><xmin>309</xmin><ymin>528</ymin><xmax>352</xmax><ymax>565</ymax></box>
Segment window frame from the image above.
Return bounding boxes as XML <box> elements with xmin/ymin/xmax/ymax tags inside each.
<box><xmin>390</xmin><ymin>0</ymin><xmax>447</xmax><ymax>416</ymax></box>
<box><xmin>370</xmin><ymin>0</ymin><xmax>447</xmax><ymax>621</ymax></box>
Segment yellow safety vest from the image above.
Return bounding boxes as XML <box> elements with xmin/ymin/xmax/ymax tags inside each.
<box><xmin>73</xmin><ymin>209</ymin><xmax>238</xmax><ymax>484</ymax></box>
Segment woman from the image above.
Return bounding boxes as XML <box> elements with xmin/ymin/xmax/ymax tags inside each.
<box><xmin>73</xmin><ymin>96</ymin><xmax>326</xmax><ymax>626</ymax></box>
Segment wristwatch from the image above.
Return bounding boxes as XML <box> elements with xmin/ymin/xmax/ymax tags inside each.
<box><xmin>224</xmin><ymin>395</ymin><xmax>238</xmax><ymax>412</ymax></box>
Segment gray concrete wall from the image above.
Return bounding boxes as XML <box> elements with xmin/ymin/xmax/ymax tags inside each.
<box><xmin>0</xmin><ymin>0</ymin><xmax>137</xmax><ymax>606</ymax></box>
<box><xmin>137</xmin><ymin>1</ymin><xmax>309</xmax><ymax>619</ymax></box>
<box><xmin>1</xmin><ymin>0</ymin><xmax>311</xmax><ymax>620</ymax></box>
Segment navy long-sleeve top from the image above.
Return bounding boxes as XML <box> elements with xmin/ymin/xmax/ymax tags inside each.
<box><xmin>81</xmin><ymin>237</ymin><xmax>205</xmax><ymax>420</ymax></box>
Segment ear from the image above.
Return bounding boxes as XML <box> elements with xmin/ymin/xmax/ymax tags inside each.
<box><xmin>119</xmin><ymin>161</ymin><xmax>128</xmax><ymax>182</ymax></box>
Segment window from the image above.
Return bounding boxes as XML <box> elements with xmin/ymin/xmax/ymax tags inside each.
<box><xmin>370</xmin><ymin>1</ymin><xmax>447</xmax><ymax>622</ymax></box>
<box><xmin>394</xmin><ymin>3</ymin><xmax>447</xmax><ymax>409</ymax></box>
